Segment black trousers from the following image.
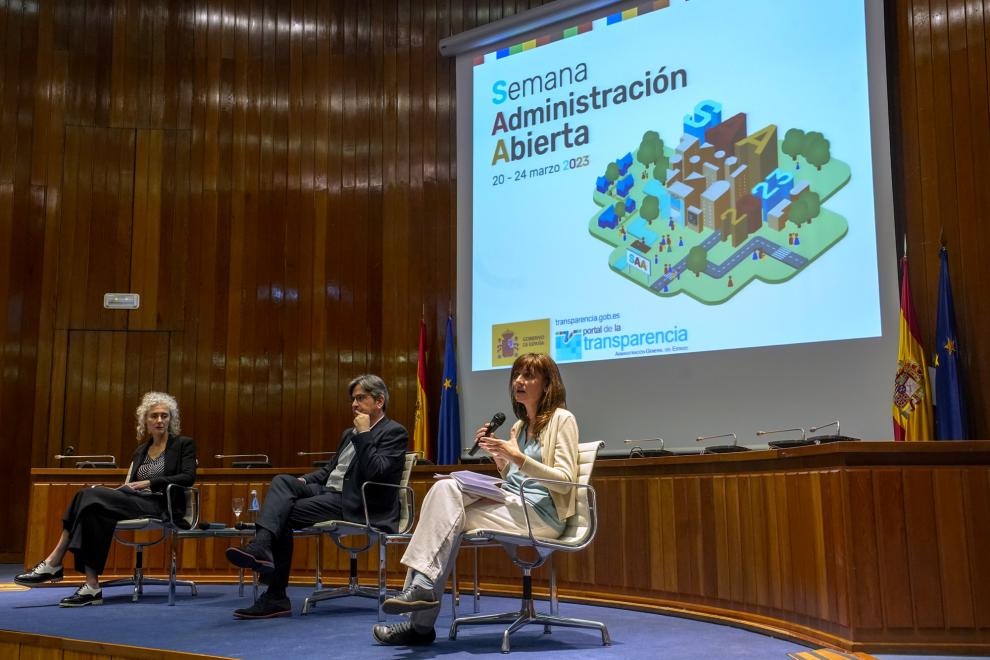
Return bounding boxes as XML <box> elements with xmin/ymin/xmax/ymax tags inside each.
<box><xmin>257</xmin><ymin>474</ymin><xmax>343</xmax><ymax>595</ymax></box>
<box><xmin>62</xmin><ymin>487</ymin><xmax>163</xmax><ymax>575</ymax></box>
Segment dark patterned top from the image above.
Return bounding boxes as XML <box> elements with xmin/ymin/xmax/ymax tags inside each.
<box><xmin>135</xmin><ymin>452</ymin><xmax>167</xmax><ymax>491</ymax></box>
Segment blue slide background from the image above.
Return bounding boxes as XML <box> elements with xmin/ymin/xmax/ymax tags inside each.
<box><xmin>471</xmin><ymin>0</ymin><xmax>879</xmax><ymax>371</ymax></box>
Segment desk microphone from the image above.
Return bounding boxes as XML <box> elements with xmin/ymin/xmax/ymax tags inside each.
<box><xmin>468</xmin><ymin>412</ymin><xmax>506</xmax><ymax>456</ymax></box>
<box><xmin>197</xmin><ymin>521</ymin><xmax>226</xmax><ymax>530</ymax></box>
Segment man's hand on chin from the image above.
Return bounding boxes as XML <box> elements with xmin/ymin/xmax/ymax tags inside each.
<box><xmin>354</xmin><ymin>412</ymin><xmax>371</xmax><ymax>434</ymax></box>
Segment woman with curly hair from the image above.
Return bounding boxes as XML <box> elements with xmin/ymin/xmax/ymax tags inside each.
<box><xmin>15</xmin><ymin>391</ymin><xmax>197</xmax><ymax>607</ymax></box>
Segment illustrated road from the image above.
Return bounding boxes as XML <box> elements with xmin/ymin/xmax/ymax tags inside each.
<box><xmin>649</xmin><ymin>233</ymin><xmax>808</xmax><ymax>292</ymax></box>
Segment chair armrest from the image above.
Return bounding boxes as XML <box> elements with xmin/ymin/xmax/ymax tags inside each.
<box><xmin>502</xmin><ymin>476</ymin><xmax>596</xmax><ymax>551</ymax></box>
<box><xmin>165</xmin><ymin>483</ymin><xmax>200</xmax><ymax>530</ymax></box>
<box><xmin>359</xmin><ymin>480</ymin><xmax>416</xmax><ymax>534</ymax></box>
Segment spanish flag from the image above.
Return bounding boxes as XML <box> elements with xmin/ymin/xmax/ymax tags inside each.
<box><xmin>412</xmin><ymin>319</ymin><xmax>431</xmax><ymax>461</ymax></box>
<box><xmin>892</xmin><ymin>254</ymin><xmax>932</xmax><ymax>441</ymax></box>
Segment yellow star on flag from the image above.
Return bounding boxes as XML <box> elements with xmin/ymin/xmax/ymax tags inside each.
<box><xmin>944</xmin><ymin>337</ymin><xmax>957</xmax><ymax>355</ymax></box>
<box><xmin>443</xmin><ymin>378</ymin><xmax>452</xmax><ymax>389</ymax></box>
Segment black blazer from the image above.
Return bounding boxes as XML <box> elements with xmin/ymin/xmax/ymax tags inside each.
<box><xmin>301</xmin><ymin>417</ymin><xmax>409</xmax><ymax>533</ymax></box>
<box><xmin>126</xmin><ymin>435</ymin><xmax>198</xmax><ymax>519</ymax></box>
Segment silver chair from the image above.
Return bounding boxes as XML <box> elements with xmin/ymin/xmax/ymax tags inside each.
<box><xmin>449</xmin><ymin>440</ymin><xmax>611</xmax><ymax>653</ymax></box>
<box><xmin>300</xmin><ymin>452</ymin><xmax>417</xmax><ymax>621</ymax></box>
<box><xmin>102</xmin><ymin>482</ymin><xmax>200</xmax><ymax>605</ymax></box>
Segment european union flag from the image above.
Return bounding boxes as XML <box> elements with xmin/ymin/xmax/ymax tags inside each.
<box><xmin>437</xmin><ymin>316</ymin><xmax>462</xmax><ymax>464</ymax></box>
<box><xmin>934</xmin><ymin>247</ymin><xmax>968</xmax><ymax>439</ymax></box>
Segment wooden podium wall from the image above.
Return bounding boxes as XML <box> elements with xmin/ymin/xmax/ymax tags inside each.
<box><xmin>25</xmin><ymin>442</ymin><xmax>990</xmax><ymax>654</ymax></box>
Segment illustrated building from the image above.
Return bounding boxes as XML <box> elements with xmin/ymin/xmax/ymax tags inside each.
<box><xmin>705</xmin><ymin>112</ymin><xmax>747</xmax><ymax>154</ymax></box>
<box><xmin>616</xmin><ymin>174</ymin><xmax>634</xmax><ymax>197</ymax></box>
<box><xmin>701</xmin><ymin>180</ymin><xmax>731</xmax><ymax>232</ymax></box>
<box><xmin>617</xmin><ymin>152</ymin><xmax>633</xmax><ymax>175</ymax></box>
<box><xmin>734</xmin><ymin>124</ymin><xmax>778</xmax><ymax>183</ymax></box>
<box><xmin>598</xmin><ymin>204</ymin><xmax>618</xmax><ymax>229</ymax></box>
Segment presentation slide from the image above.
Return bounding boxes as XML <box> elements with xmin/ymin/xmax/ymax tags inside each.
<box><xmin>470</xmin><ymin>1</ymin><xmax>880</xmax><ymax>371</ymax></box>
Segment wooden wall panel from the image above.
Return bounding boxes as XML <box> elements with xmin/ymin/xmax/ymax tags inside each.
<box><xmin>55</xmin><ymin>330</ymin><xmax>170</xmax><ymax>464</ymax></box>
<box><xmin>890</xmin><ymin>0</ymin><xmax>990</xmax><ymax>436</ymax></box>
<box><xmin>0</xmin><ymin>0</ymin><xmax>985</xmax><ymax>578</ymax></box>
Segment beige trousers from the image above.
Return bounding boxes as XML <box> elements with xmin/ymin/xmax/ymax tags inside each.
<box><xmin>400</xmin><ymin>478</ymin><xmax>559</xmax><ymax>628</ymax></box>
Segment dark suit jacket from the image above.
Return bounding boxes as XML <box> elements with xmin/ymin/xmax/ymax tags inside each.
<box><xmin>301</xmin><ymin>416</ymin><xmax>409</xmax><ymax>533</ymax></box>
<box><xmin>126</xmin><ymin>435</ymin><xmax>198</xmax><ymax>520</ymax></box>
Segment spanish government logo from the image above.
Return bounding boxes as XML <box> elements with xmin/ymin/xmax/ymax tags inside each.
<box><xmin>492</xmin><ymin>319</ymin><xmax>551</xmax><ymax>368</ymax></box>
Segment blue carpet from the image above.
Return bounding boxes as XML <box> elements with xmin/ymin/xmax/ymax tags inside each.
<box><xmin>0</xmin><ymin>566</ymin><xmax>983</xmax><ymax>659</ymax></box>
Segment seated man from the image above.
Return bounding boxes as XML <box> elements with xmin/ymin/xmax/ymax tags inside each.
<box><xmin>225</xmin><ymin>374</ymin><xmax>409</xmax><ymax>619</ymax></box>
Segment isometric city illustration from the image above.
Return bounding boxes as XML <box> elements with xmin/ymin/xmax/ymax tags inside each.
<box><xmin>589</xmin><ymin>100</ymin><xmax>850</xmax><ymax>304</ymax></box>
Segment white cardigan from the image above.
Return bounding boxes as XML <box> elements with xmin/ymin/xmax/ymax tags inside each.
<box><xmin>499</xmin><ymin>407</ymin><xmax>579</xmax><ymax>522</ymax></box>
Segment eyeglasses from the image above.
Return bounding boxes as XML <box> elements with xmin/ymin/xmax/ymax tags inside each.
<box><xmin>350</xmin><ymin>393</ymin><xmax>374</xmax><ymax>403</ymax></box>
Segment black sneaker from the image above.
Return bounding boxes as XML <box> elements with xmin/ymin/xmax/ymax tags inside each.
<box><xmin>381</xmin><ymin>584</ymin><xmax>439</xmax><ymax>614</ymax></box>
<box><xmin>233</xmin><ymin>592</ymin><xmax>292</xmax><ymax>619</ymax></box>
<box><xmin>59</xmin><ymin>585</ymin><xmax>103</xmax><ymax>607</ymax></box>
<box><xmin>14</xmin><ymin>560</ymin><xmax>64</xmax><ymax>586</ymax></box>
<box><xmin>225</xmin><ymin>542</ymin><xmax>275</xmax><ymax>574</ymax></box>
<box><xmin>373</xmin><ymin>621</ymin><xmax>436</xmax><ymax>646</ymax></box>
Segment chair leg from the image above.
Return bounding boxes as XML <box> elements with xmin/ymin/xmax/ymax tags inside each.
<box><xmin>473</xmin><ymin>545</ymin><xmax>481</xmax><ymax>614</ymax></box>
<box><xmin>314</xmin><ymin>535</ymin><xmax>323</xmax><ymax>590</ymax></box>
<box><xmin>301</xmin><ymin>552</ymin><xmax>380</xmax><ymax>615</ymax></box>
<box><xmin>134</xmin><ymin>546</ymin><xmax>143</xmax><ymax>600</ymax></box>
<box><xmin>549</xmin><ymin>555</ymin><xmax>558</xmax><ymax>617</ymax></box>
<box><xmin>529</xmin><ymin>613</ymin><xmax>611</xmax><ymax>647</ymax></box>
<box><xmin>377</xmin><ymin>542</ymin><xmax>387</xmax><ymax>622</ymax></box>
<box><xmin>448</xmin><ymin>568</ymin><xmax>611</xmax><ymax>652</ymax></box>
<box><xmin>450</xmin><ymin>557</ymin><xmax>459</xmax><ymax>619</ymax></box>
<box><xmin>165</xmin><ymin>532</ymin><xmax>197</xmax><ymax>605</ymax></box>
<box><xmin>169</xmin><ymin>535</ymin><xmax>177</xmax><ymax>606</ymax></box>
<box><xmin>102</xmin><ymin>538</ymin><xmax>197</xmax><ymax>604</ymax></box>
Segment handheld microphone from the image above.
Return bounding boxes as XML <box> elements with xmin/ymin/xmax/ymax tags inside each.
<box><xmin>468</xmin><ymin>412</ymin><xmax>507</xmax><ymax>456</ymax></box>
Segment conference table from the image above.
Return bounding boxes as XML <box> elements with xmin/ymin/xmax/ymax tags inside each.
<box><xmin>24</xmin><ymin>441</ymin><xmax>990</xmax><ymax>654</ymax></box>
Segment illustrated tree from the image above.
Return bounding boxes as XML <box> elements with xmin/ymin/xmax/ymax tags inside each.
<box><xmin>686</xmin><ymin>245</ymin><xmax>708</xmax><ymax>277</ymax></box>
<box><xmin>638</xmin><ymin>131</ymin><xmax>666</xmax><ymax>178</ymax></box>
<box><xmin>640</xmin><ymin>195</ymin><xmax>660</xmax><ymax>225</ymax></box>
<box><xmin>605</xmin><ymin>162</ymin><xmax>621</xmax><ymax>187</ymax></box>
<box><xmin>613</xmin><ymin>201</ymin><xmax>627</xmax><ymax>222</ymax></box>
<box><xmin>789</xmin><ymin>195</ymin><xmax>809</xmax><ymax>226</ymax></box>
<box><xmin>789</xmin><ymin>195</ymin><xmax>807</xmax><ymax>226</ymax></box>
<box><xmin>653</xmin><ymin>149</ymin><xmax>669</xmax><ymax>180</ymax></box>
<box><xmin>789</xmin><ymin>190</ymin><xmax>821</xmax><ymax>227</ymax></box>
<box><xmin>801</xmin><ymin>190</ymin><xmax>821</xmax><ymax>224</ymax></box>
<box><xmin>803</xmin><ymin>132</ymin><xmax>831</xmax><ymax>171</ymax></box>
<box><xmin>636</xmin><ymin>140</ymin><xmax>657</xmax><ymax>171</ymax></box>
<box><xmin>782</xmin><ymin>128</ymin><xmax>806</xmax><ymax>166</ymax></box>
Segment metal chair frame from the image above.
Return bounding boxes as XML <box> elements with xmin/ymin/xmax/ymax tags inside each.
<box><xmin>449</xmin><ymin>441</ymin><xmax>611</xmax><ymax>653</ymax></box>
<box><xmin>299</xmin><ymin>452</ymin><xmax>417</xmax><ymax>622</ymax></box>
<box><xmin>102</xmin><ymin>483</ymin><xmax>200</xmax><ymax>605</ymax></box>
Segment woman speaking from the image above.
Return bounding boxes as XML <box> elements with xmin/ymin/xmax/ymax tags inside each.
<box><xmin>373</xmin><ymin>353</ymin><xmax>579</xmax><ymax>646</ymax></box>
